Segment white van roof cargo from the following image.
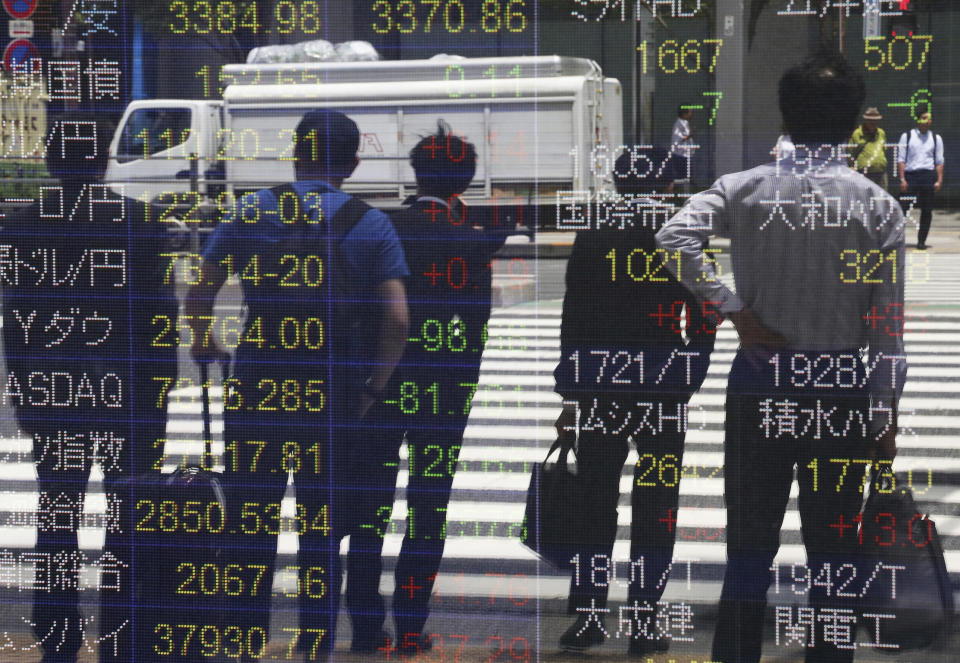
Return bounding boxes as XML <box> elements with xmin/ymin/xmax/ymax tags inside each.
<box><xmin>221</xmin><ymin>55</ymin><xmax>600</xmax><ymax>87</ymax></box>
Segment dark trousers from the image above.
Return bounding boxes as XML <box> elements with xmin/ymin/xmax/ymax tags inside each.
<box><xmin>913</xmin><ymin>185</ymin><xmax>934</xmax><ymax>245</ymax></box>
<box><xmin>864</xmin><ymin>171</ymin><xmax>888</xmax><ymax>190</ymax></box>
<box><xmin>711</xmin><ymin>351</ymin><xmax>870</xmax><ymax>663</ymax></box>
<box><xmin>346</xmin><ymin>364</ymin><xmax>480</xmax><ymax>642</ymax></box>
<box><xmin>905</xmin><ymin>170</ymin><xmax>936</xmax><ymax>245</ymax></box>
<box><xmin>28</xmin><ymin>372</ymin><xmax>169</xmax><ymax>662</ymax></box>
<box><xmin>566</xmin><ymin>393</ymin><xmax>688</xmax><ymax>615</ymax></box>
<box><xmin>219</xmin><ymin>415</ymin><xmax>354</xmax><ymax>658</ymax></box>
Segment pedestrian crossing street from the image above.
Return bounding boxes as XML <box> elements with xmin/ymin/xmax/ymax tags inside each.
<box><xmin>2</xmin><ymin>256</ymin><xmax>960</xmax><ymax>608</ymax></box>
<box><xmin>443</xmin><ymin>299</ymin><xmax>960</xmax><ymax>597</ymax></box>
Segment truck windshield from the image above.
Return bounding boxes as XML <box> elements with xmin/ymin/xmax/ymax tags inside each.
<box><xmin>117</xmin><ymin>108</ymin><xmax>192</xmax><ymax>162</ymax></box>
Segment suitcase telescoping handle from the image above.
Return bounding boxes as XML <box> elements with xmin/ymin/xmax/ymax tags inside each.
<box><xmin>198</xmin><ymin>360</ymin><xmax>223</xmax><ymax>471</ymax></box>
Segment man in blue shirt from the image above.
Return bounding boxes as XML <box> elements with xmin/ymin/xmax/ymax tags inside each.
<box><xmin>186</xmin><ymin>109</ymin><xmax>409</xmax><ymax>661</ymax></box>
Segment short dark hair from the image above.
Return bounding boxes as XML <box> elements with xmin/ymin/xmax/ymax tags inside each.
<box><xmin>46</xmin><ymin>112</ymin><xmax>114</xmax><ymax>183</ymax></box>
<box><xmin>778</xmin><ymin>50</ymin><xmax>865</xmax><ymax>145</ymax></box>
<box><xmin>294</xmin><ymin>109</ymin><xmax>360</xmax><ymax>176</ymax></box>
<box><xmin>410</xmin><ymin>121</ymin><xmax>477</xmax><ymax>198</ymax></box>
<box><xmin>677</xmin><ymin>105</ymin><xmax>691</xmax><ymax>117</ymax></box>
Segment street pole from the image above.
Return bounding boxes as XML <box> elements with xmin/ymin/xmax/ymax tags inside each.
<box><xmin>839</xmin><ymin>5</ymin><xmax>846</xmax><ymax>54</ymax></box>
<box><xmin>637</xmin><ymin>4</ymin><xmax>655</xmax><ymax>144</ymax></box>
<box><xmin>714</xmin><ymin>0</ymin><xmax>745</xmax><ymax>177</ymax></box>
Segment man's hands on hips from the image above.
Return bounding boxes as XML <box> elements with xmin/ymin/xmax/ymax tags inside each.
<box><xmin>874</xmin><ymin>427</ymin><xmax>897</xmax><ymax>461</ymax></box>
<box><xmin>728</xmin><ymin>307</ymin><xmax>788</xmax><ymax>368</ymax></box>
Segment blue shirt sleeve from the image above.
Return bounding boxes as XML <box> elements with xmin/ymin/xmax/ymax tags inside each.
<box><xmin>340</xmin><ymin>207</ymin><xmax>410</xmax><ymax>292</ymax></box>
<box><xmin>202</xmin><ymin>191</ymin><xmax>261</xmax><ymax>267</ymax></box>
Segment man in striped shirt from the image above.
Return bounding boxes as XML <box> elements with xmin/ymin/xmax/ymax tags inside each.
<box><xmin>657</xmin><ymin>51</ymin><xmax>906</xmax><ymax>663</ymax></box>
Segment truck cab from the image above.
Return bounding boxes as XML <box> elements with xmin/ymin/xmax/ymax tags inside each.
<box><xmin>106</xmin><ymin>99</ymin><xmax>223</xmax><ymax>203</ymax></box>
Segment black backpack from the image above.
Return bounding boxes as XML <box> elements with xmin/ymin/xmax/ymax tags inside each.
<box><xmin>234</xmin><ymin>184</ymin><xmax>373</xmax><ymax>414</ymax></box>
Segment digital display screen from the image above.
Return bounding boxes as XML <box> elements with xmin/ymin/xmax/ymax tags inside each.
<box><xmin>0</xmin><ymin>1</ymin><xmax>955</xmax><ymax>661</ymax></box>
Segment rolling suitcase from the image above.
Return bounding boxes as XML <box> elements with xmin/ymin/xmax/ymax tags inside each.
<box><xmin>100</xmin><ymin>362</ymin><xmax>227</xmax><ymax>662</ymax></box>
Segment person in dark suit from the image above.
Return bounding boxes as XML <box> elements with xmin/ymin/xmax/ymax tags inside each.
<box><xmin>554</xmin><ymin>147</ymin><xmax>716</xmax><ymax>657</ymax></box>
<box><xmin>2</xmin><ymin>114</ymin><xmax>177</xmax><ymax>663</ymax></box>
<box><xmin>346</xmin><ymin>121</ymin><xmax>507</xmax><ymax>655</ymax></box>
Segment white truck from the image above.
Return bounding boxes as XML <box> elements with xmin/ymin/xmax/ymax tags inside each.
<box><xmin>105</xmin><ymin>55</ymin><xmax>622</xmax><ymax>223</ymax></box>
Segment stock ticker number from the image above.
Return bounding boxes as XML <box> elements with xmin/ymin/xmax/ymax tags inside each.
<box><xmin>384</xmin><ymin>380</ymin><xmax>479</xmax><ymax>416</ymax></box>
<box><xmin>635</xmin><ymin>38</ymin><xmax>723</xmax><ymax>75</ymax></box>
<box><xmin>238</xmin><ymin>501</ymin><xmax>333</xmax><ymax>537</ymax></box>
<box><xmin>151</xmin><ymin>376</ymin><xmax>326</xmax><ymax>414</ymax></box>
<box><xmin>151</xmin><ymin>377</ymin><xmax>325</xmax><ymax>414</ymax></box>
<box><xmin>604</xmin><ymin>247</ymin><xmax>684</xmax><ymax>283</ymax></box>
<box><xmin>842</xmin><ymin>249</ymin><xmax>932</xmax><ymax>285</ymax></box>
<box><xmin>175</xmin><ymin>562</ymin><xmax>326</xmax><ymax>598</ymax></box>
<box><xmin>831</xmin><ymin>510</ymin><xmax>935</xmax><ymax>549</ymax></box>
<box><xmin>224</xmin><ymin>378</ymin><xmax>326</xmax><ymax>413</ymax></box>
<box><xmin>407</xmin><ymin>317</ymin><xmax>488</xmax><ymax>353</ymax></box>
<box><xmin>169</xmin><ymin>1</ymin><xmax>321</xmax><ymax>35</ymax></box>
<box><xmin>157</xmin><ymin>253</ymin><xmax>324</xmax><ymax>288</ymax></box>
<box><xmin>224</xmin><ymin>439</ymin><xmax>324</xmax><ymax>475</ymax></box>
<box><xmin>153</xmin><ymin>623</ymin><xmax>334</xmax><ymax>660</ymax></box>
<box><xmin>135</xmin><ymin>499</ymin><xmax>226</xmax><ymax>534</ymax></box>
<box><xmin>839</xmin><ymin>249</ymin><xmax>896</xmax><ymax>284</ymax></box>
<box><xmin>864</xmin><ymin>34</ymin><xmax>933</xmax><ymax>72</ymax></box>
<box><xmin>408</xmin><ymin>317</ymin><xmax>527</xmax><ymax>353</ymax></box>
<box><xmin>151</xmin><ymin>314</ymin><xmax>325</xmax><ymax>351</ymax></box>
<box><xmin>371</xmin><ymin>0</ymin><xmax>527</xmax><ymax>34</ymax></box>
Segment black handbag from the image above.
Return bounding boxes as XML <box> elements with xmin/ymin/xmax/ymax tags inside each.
<box><xmin>519</xmin><ymin>437</ymin><xmax>587</xmax><ymax>569</ymax></box>
<box><xmin>858</xmin><ymin>468</ymin><xmax>954</xmax><ymax>652</ymax></box>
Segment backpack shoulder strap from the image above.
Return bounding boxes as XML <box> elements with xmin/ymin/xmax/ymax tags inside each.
<box><xmin>267</xmin><ymin>183</ymin><xmax>303</xmax><ymax>225</ymax></box>
<box><xmin>327</xmin><ymin>196</ymin><xmax>373</xmax><ymax>238</ymax></box>
<box><xmin>267</xmin><ymin>185</ymin><xmax>371</xmax><ymax>238</ymax></box>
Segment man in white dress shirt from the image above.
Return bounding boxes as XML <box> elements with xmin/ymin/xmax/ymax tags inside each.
<box><xmin>670</xmin><ymin>105</ymin><xmax>694</xmax><ymax>183</ymax></box>
<box><xmin>898</xmin><ymin>111</ymin><xmax>944</xmax><ymax>250</ymax></box>
<box><xmin>657</xmin><ymin>51</ymin><xmax>906</xmax><ymax>663</ymax></box>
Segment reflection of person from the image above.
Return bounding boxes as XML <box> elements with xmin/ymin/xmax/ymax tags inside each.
<box><xmin>554</xmin><ymin>148</ymin><xmax>715</xmax><ymax>656</ymax></box>
<box><xmin>346</xmin><ymin>122</ymin><xmax>506</xmax><ymax>656</ymax></box>
<box><xmin>186</xmin><ymin>109</ymin><xmax>409</xmax><ymax>660</ymax></box>
<box><xmin>670</xmin><ymin>106</ymin><xmax>694</xmax><ymax>182</ymax></box>
<box><xmin>657</xmin><ymin>51</ymin><xmax>906</xmax><ymax>663</ymax></box>
<box><xmin>898</xmin><ymin>111</ymin><xmax>944</xmax><ymax>250</ymax></box>
<box><xmin>2</xmin><ymin>115</ymin><xmax>178</xmax><ymax>663</ymax></box>
<box><xmin>849</xmin><ymin>107</ymin><xmax>888</xmax><ymax>188</ymax></box>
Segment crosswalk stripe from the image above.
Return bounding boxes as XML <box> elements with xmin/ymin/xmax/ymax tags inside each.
<box><xmin>3</xmin><ymin>259</ymin><xmax>960</xmax><ymax>603</ymax></box>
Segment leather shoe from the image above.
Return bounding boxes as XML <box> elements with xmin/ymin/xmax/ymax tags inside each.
<box><xmin>559</xmin><ymin>615</ymin><xmax>606</xmax><ymax>652</ymax></box>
